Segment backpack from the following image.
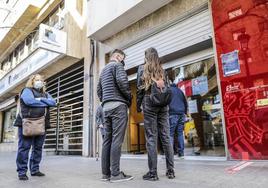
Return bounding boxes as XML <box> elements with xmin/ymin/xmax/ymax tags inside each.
<box><xmin>149</xmin><ymin>78</ymin><xmax>172</xmax><ymax>107</ymax></box>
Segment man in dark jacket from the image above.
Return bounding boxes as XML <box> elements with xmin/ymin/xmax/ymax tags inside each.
<box><xmin>169</xmin><ymin>82</ymin><xmax>188</xmax><ymax>158</ymax></box>
<box><xmin>97</xmin><ymin>49</ymin><xmax>133</xmax><ymax>183</ymax></box>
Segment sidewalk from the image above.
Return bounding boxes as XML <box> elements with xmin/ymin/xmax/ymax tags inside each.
<box><xmin>0</xmin><ymin>152</ymin><xmax>267</xmax><ymax>188</ymax></box>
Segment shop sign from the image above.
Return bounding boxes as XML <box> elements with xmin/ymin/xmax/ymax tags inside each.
<box><xmin>0</xmin><ymin>49</ymin><xmax>61</xmax><ymax>96</ymax></box>
<box><xmin>38</xmin><ymin>24</ymin><xmax>67</xmax><ymax>54</ymax></box>
<box><xmin>257</xmin><ymin>98</ymin><xmax>268</xmax><ymax>107</ymax></box>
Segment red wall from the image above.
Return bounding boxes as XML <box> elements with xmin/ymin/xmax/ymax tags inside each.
<box><xmin>211</xmin><ymin>0</ymin><xmax>268</xmax><ymax>159</ymax></box>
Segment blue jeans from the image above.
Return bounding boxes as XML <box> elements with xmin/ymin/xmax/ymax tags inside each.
<box><xmin>169</xmin><ymin>114</ymin><xmax>185</xmax><ymax>155</ymax></box>
<box><xmin>16</xmin><ymin>127</ymin><xmax>46</xmax><ymax>176</ymax></box>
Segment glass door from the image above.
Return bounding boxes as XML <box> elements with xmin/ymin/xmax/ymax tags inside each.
<box><xmin>172</xmin><ymin>57</ymin><xmax>226</xmax><ymax>157</ymax></box>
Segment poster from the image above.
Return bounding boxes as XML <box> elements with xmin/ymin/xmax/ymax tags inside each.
<box><xmin>178</xmin><ymin>80</ymin><xmax>192</xmax><ymax>97</ymax></box>
<box><xmin>221</xmin><ymin>50</ymin><xmax>240</xmax><ymax>77</ymax></box>
<box><xmin>192</xmin><ymin>76</ymin><xmax>209</xmax><ymax>96</ymax></box>
<box><xmin>188</xmin><ymin>100</ymin><xmax>198</xmax><ymax>114</ymax></box>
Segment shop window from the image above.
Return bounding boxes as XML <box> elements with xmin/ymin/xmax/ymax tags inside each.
<box><xmin>3</xmin><ymin>107</ymin><xmax>17</xmax><ymax>143</ymax></box>
<box><xmin>173</xmin><ymin>58</ymin><xmax>225</xmax><ymax>156</ymax></box>
<box><xmin>2</xmin><ymin>59</ymin><xmax>11</xmax><ymax>72</ymax></box>
<box><xmin>259</xmin><ymin>21</ymin><xmax>268</xmax><ymax>32</ymax></box>
<box><xmin>18</xmin><ymin>42</ymin><xmax>25</xmax><ymax>62</ymax></box>
<box><xmin>26</xmin><ymin>35</ymin><xmax>33</xmax><ymax>53</ymax></box>
<box><xmin>228</xmin><ymin>8</ymin><xmax>243</xmax><ymax>19</ymax></box>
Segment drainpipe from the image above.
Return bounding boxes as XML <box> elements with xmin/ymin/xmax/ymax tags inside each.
<box><xmin>88</xmin><ymin>39</ymin><xmax>96</xmax><ymax>157</ymax></box>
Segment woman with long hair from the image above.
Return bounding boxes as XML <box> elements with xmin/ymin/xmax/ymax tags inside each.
<box><xmin>137</xmin><ymin>47</ymin><xmax>175</xmax><ymax>181</ymax></box>
<box><xmin>14</xmin><ymin>74</ymin><xmax>56</xmax><ymax>180</ymax></box>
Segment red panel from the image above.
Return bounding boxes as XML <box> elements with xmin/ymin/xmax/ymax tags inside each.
<box><xmin>211</xmin><ymin>0</ymin><xmax>268</xmax><ymax>159</ymax></box>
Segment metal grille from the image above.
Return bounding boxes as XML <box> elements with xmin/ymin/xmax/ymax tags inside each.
<box><xmin>44</xmin><ymin>61</ymin><xmax>84</xmax><ymax>155</ymax></box>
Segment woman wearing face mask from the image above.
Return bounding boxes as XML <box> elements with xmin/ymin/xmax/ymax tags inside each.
<box><xmin>14</xmin><ymin>74</ymin><xmax>56</xmax><ymax>181</ymax></box>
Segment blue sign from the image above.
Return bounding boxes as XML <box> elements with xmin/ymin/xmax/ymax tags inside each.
<box><xmin>221</xmin><ymin>50</ymin><xmax>240</xmax><ymax>77</ymax></box>
<box><xmin>192</xmin><ymin>76</ymin><xmax>209</xmax><ymax>95</ymax></box>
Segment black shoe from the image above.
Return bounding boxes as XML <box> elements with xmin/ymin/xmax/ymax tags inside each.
<box><xmin>31</xmin><ymin>171</ymin><xmax>45</xmax><ymax>177</ymax></box>
<box><xmin>143</xmin><ymin>172</ymin><xmax>159</xmax><ymax>181</ymax></box>
<box><xmin>18</xmin><ymin>174</ymin><xmax>29</xmax><ymax>181</ymax></box>
<box><xmin>110</xmin><ymin>171</ymin><xmax>133</xmax><ymax>183</ymax></box>
<box><xmin>166</xmin><ymin>169</ymin><xmax>175</xmax><ymax>179</ymax></box>
<box><xmin>194</xmin><ymin>151</ymin><xmax>201</xmax><ymax>156</ymax></box>
<box><xmin>101</xmin><ymin>174</ymin><xmax>111</xmax><ymax>181</ymax></box>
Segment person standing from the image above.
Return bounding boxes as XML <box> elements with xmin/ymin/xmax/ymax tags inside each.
<box><xmin>14</xmin><ymin>74</ymin><xmax>56</xmax><ymax>181</ymax></box>
<box><xmin>97</xmin><ymin>49</ymin><xmax>133</xmax><ymax>183</ymax></box>
<box><xmin>137</xmin><ymin>47</ymin><xmax>175</xmax><ymax>181</ymax></box>
<box><xmin>169</xmin><ymin>80</ymin><xmax>188</xmax><ymax>158</ymax></box>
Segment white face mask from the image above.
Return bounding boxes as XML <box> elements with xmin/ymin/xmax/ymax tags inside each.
<box><xmin>34</xmin><ymin>80</ymin><xmax>44</xmax><ymax>89</ymax></box>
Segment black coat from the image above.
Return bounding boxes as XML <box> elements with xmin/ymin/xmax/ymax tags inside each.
<box><xmin>97</xmin><ymin>61</ymin><xmax>132</xmax><ymax>106</ymax></box>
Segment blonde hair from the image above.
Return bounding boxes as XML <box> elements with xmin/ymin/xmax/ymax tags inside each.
<box><xmin>25</xmin><ymin>74</ymin><xmax>46</xmax><ymax>93</ymax></box>
<box><xmin>142</xmin><ymin>48</ymin><xmax>164</xmax><ymax>90</ymax></box>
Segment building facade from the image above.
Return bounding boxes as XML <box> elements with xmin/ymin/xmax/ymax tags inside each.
<box><xmin>88</xmin><ymin>0</ymin><xmax>229</xmax><ymax>159</ymax></box>
<box><xmin>1</xmin><ymin>0</ymin><xmax>267</xmax><ymax>160</ymax></box>
<box><xmin>0</xmin><ymin>0</ymin><xmax>93</xmax><ymax>156</ymax></box>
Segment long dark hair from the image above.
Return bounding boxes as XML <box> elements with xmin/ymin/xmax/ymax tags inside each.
<box><xmin>142</xmin><ymin>48</ymin><xmax>164</xmax><ymax>90</ymax></box>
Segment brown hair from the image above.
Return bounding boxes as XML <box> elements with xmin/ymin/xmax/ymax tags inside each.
<box><xmin>142</xmin><ymin>47</ymin><xmax>164</xmax><ymax>90</ymax></box>
<box><xmin>25</xmin><ymin>74</ymin><xmax>46</xmax><ymax>93</ymax></box>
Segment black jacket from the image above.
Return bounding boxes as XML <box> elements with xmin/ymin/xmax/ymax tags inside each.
<box><xmin>136</xmin><ymin>65</ymin><xmax>170</xmax><ymax>112</ymax></box>
<box><xmin>13</xmin><ymin>88</ymin><xmax>51</xmax><ymax>129</ymax></box>
<box><xmin>97</xmin><ymin>61</ymin><xmax>132</xmax><ymax>106</ymax></box>
<box><xmin>136</xmin><ymin>65</ymin><xmax>145</xmax><ymax>112</ymax></box>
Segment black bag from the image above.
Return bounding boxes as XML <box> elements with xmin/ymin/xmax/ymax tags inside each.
<box><xmin>149</xmin><ymin>79</ymin><xmax>172</xmax><ymax>107</ymax></box>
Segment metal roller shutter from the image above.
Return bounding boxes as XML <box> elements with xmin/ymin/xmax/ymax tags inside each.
<box><xmin>124</xmin><ymin>9</ymin><xmax>212</xmax><ymax>70</ymax></box>
<box><xmin>44</xmin><ymin>61</ymin><xmax>84</xmax><ymax>155</ymax></box>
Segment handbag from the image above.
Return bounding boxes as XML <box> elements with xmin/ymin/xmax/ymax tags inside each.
<box><xmin>149</xmin><ymin>78</ymin><xmax>172</xmax><ymax>107</ymax></box>
<box><xmin>20</xmin><ymin>107</ymin><xmax>46</xmax><ymax>136</ymax></box>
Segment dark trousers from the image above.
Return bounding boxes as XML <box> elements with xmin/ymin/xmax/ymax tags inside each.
<box><xmin>142</xmin><ymin>96</ymin><xmax>174</xmax><ymax>173</ymax></box>
<box><xmin>16</xmin><ymin>127</ymin><xmax>46</xmax><ymax>176</ymax></box>
<box><xmin>101</xmin><ymin>104</ymin><xmax>128</xmax><ymax>176</ymax></box>
<box><xmin>169</xmin><ymin>114</ymin><xmax>185</xmax><ymax>155</ymax></box>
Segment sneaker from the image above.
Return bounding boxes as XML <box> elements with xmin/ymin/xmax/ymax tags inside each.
<box><xmin>31</xmin><ymin>171</ymin><xmax>45</xmax><ymax>177</ymax></box>
<box><xmin>166</xmin><ymin>169</ymin><xmax>175</xmax><ymax>179</ymax></box>
<box><xmin>142</xmin><ymin>172</ymin><xmax>159</xmax><ymax>181</ymax></box>
<box><xmin>110</xmin><ymin>171</ymin><xmax>133</xmax><ymax>183</ymax></box>
<box><xmin>178</xmin><ymin>153</ymin><xmax>184</xmax><ymax>158</ymax></box>
<box><xmin>18</xmin><ymin>174</ymin><xmax>29</xmax><ymax>181</ymax></box>
<box><xmin>101</xmin><ymin>174</ymin><xmax>111</xmax><ymax>181</ymax></box>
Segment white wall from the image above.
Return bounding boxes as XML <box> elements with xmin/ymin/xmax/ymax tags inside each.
<box><xmin>88</xmin><ymin>0</ymin><xmax>142</xmax><ymax>35</ymax></box>
<box><xmin>87</xmin><ymin>0</ymin><xmax>172</xmax><ymax>41</ymax></box>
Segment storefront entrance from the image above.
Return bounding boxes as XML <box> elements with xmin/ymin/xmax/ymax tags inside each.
<box><xmin>44</xmin><ymin>61</ymin><xmax>84</xmax><ymax>155</ymax></box>
<box><xmin>123</xmin><ymin>57</ymin><xmax>226</xmax><ymax>157</ymax></box>
<box><xmin>172</xmin><ymin>57</ymin><xmax>225</xmax><ymax>157</ymax></box>
<box><xmin>2</xmin><ymin>107</ymin><xmax>17</xmax><ymax>143</ymax></box>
